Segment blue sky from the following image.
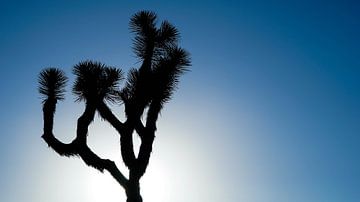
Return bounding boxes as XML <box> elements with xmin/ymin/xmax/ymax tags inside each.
<box><xmin>0</xmin><ymin>0</ymin><xmax>359</xmax><ymax>201</ymax></box>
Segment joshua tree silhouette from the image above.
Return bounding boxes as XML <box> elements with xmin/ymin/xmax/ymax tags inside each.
<box><xmin>38</xmin><ymin>11</ymin><xmax>190</xmax><ymax>202</ymax></box>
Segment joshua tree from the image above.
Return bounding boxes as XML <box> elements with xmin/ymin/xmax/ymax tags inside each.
<box><xmin>38</xmin><ymin>11</ymin><xmax>190</xmax><ymax>202</ymax></box>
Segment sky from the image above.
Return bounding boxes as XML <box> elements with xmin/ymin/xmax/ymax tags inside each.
<box><xmin>0</xmin><ymin>0</ymin><xmax>359</xmax><ymax>202</ymax></box>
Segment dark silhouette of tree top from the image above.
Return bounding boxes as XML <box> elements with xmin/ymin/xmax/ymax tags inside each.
<box><xmin>38</xmin><ymin>10</ymin><xmax>190</xmax><ymax>202</ymax></box>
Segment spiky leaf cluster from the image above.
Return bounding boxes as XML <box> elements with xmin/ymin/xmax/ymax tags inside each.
<box><xmin>72</xmin><ymin>61</ymin><xmax>123</xmax><ymax>103</ymax></box>
<box><xmin>123</xmin><ymin>11</ymin><xmax>191</xmax><ymax>113</ymax></box>
<box><xmin>38</xmin><ymin>10</ymin><xmax>191</xmax><ymax>118</ymax></box>
<box><xmin>38</xmin><ymin>68</ymin><xmax>68</xmax><ymax>101</ymax></box>
<box><xmin>130</xmin><ymin>11</ymin><xmax>181</xmax><ymax>61</ymax></box>
<box><xmin>153</xmin><ymin>20</ymin><xmax>179</xmax><ymax>60</ymax></box>
<box><xmin>151</xmin><ymin>47</ymin><xmax>190</xmax><ymax>108</ymax></box>
<box><xmin>130</xmin><ymin>11</ymin><xmax>158</xmax><ymax>59</ymax></box>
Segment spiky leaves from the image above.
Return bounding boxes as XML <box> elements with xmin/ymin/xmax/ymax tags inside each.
<box><xmin>156</xmin><ymin>21</ymin><xmax>179</xmax><ymax>49</ymax></box>
<box><xmin>130</xmin><ymin>11</ymin><xmax>158</xmax><ymax>59</ymax></box>
<box><xmin>130</xmin><ymin>11</ymin><xmax>181</xmax><ymax>63</ymax></box>
<box><xmin>151</xmin><ymin>47</ymin><xmax>190</xmax><ymax>108</ymax></box>
<box><xmin>72</xmin><ymin>61</ymin><xmax>124</xmax><ymax>103</ymax></box>
<box><xmin>125</xmin><ymin>11</ymin><xmax>186</xmax><ymax>110</ymax></box>
<box><xmin>38</xmin><ymin>68</ymin><xmax>68</xmax><ymax>101</ymax></box>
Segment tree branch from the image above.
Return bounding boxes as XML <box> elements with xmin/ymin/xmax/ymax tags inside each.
<box><xmin>145</xmin><ymin>101</ymin><xmax>161</xmax><ymax>133</ymax></box>
<box><xmin>131</xmin><ymin>101</ymin><xmax>160</xmax><ymax>179</ymax></box>
<box><xmin>120</xmin><ymin>120</ymin><xmax>137</xmax><ymax>168</ymax></box>
<box><xmin>134</xmin><ymin>119</ymin><xmax>146</xmax><ymax>139</ymax></box>
<box><xmin>134</xmin><ymin>132</ymin><xmax>154</xmax><ymax>179</ymax></box>
<box><xmin>97</xmin><ymin>101</ymin><xmax>137</xmax><ymax>168</ymax></box>
<box><xmin>42</xmin><ymin>99</ymin><xmax>77</xmax><ymax>156</ymax></box>
<box><xmin>41</xmin><ymin>98</ymin><xmax>128</xmax><ymax>188</ymax></box>
<box><xmin>97</xmin><ymin>101</ymin><xmax>125</xmax><ymax>133</ymax></box>
<box><xmin>77</xmin><ymin>143</ymin><xmax>128</xmax><ymax>188</ymax></box>
<box><xmin>74</xmin><ymin>102</ymin><xmax>96</xmax><ymax>144</ymax></box>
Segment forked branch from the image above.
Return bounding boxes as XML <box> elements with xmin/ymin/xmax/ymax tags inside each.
<box><xmin>41</xmin><ymin>96</ymin><xmax>128</xmax><ymax>188</ymax></box>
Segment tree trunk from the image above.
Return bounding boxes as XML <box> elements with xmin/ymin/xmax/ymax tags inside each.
<box><xmin>126</xmin><ymin>179</ymin><xmax>142</xmax><ymax>202</ymax></box>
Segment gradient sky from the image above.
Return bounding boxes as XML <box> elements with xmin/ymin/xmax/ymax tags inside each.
<box><xmin>0</xmin><ymin>0</ymin><xmax>359</xmax><ymax>202</ymax></box>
